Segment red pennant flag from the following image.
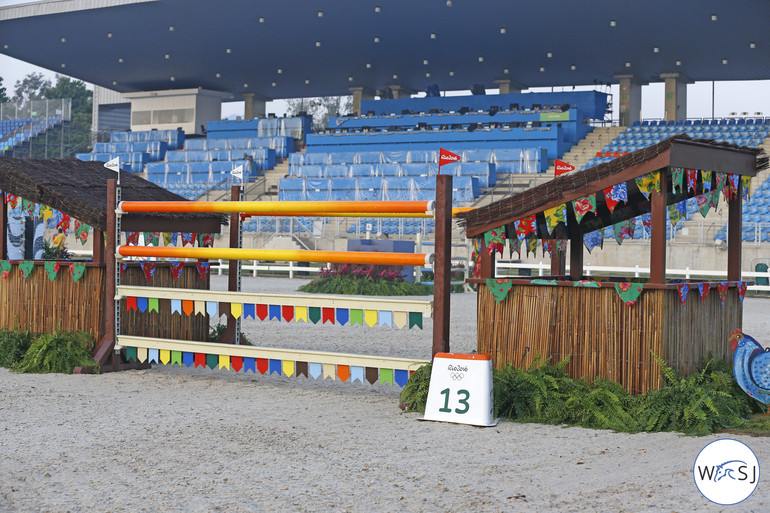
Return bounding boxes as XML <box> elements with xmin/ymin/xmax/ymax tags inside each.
<box><xmin>438</xmin><ymin>148</ymin><xmax>461</xmax><ymax>173</ymax></box>
<box><xmin>256</xmin><ymin>304</ymin><xmax>268</xmax><ymax>321</ymax></box>
<box><xmin>322</xmin><ymin>307</ymin><xmax>335</xmax><ymax>324</ymax></box>
<box><xmin>282</xmin><ymin>305</ymin><xmax>294</xmax><ymax>322</ymax></box>
<box><xmin>256</xmin><ymin>358</ymin><xmax>269</xmax><ymax>375</ymax></box>
<box><xmin>194</xmin><ymin>353</ymin><xmax>206</xmax><ymax>368</ymax></box>
<box><xmin>231</xmin><ymin>356</ymin><xmax>243</xmax><ymax>373</ymax></box>
<box><xmin>554</xmin><ymin>159</ymin><xmax>575</xmax><ymax>176</ymax></box>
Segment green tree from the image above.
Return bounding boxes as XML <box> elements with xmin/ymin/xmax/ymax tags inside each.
<box><xmin>42</xmin><ymin>75</ymin><xmax>93</xmax><ymax>157</ymax></box>
<box><xmin>0</xmin><ymin>76</ymin><xmax>8</xmax><ymax>103</ymax></box>
<box><xmin>13</xmin><ymin>72</ymin><xmax>52</xmax><ymax>103</ymax></box>
<box><xmin>286</xmin><ymin>96</ymin><xmax>352</xmax><ymax>131</ymax></box>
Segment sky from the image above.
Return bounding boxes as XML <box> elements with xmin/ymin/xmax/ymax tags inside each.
<box><xmin>3</xmin><ymin>52</ymin><xmax>770</xmax><ymax>122</ymax></box>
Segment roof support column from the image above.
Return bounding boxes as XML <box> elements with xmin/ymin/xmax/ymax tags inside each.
<box><xmin>243</xmin><ymin>93</ymin><xmax>266</xmax><ymax>119</ymax></box>
<box><xmin>615</xmin><ymin>74</ymin><xmax>642</xmax><ymax>127</ymax></box>
<box><xmin>649</xmin><ymin>167</ymin><xmax>669</xmax><ymax>284</ymax></box>
<box><xmin>386</xmin><ymin>85</ymin><xmax>414</xmax><ymax>99</ymax></box>
<box><xmin>349</xmin><ymin>86</ymin><xmax>374</xmax><ymax>116</ymax></box>
<box><xmin>494</xmin><ymin>79</ymin><xmax>522</xmax><ymax>95</ymax></box>
<box><xmin>661</xmin><ymin>73</ymin><xmax>689</xmax><ymax>123</ymax></box>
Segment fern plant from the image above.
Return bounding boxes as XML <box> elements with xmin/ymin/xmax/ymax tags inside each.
<box><xmin>399</xmin><ymin>363</ymin><xmax>432</xmax><ymax>412</ymax></box>
<box><xmin>0</xmin><ymin>328</ymin><xmax>34</xmax><ymax>368</ymax></box>
<box><xmin>13</xmin><ymin>331</ymin><xmax>98</xmax><ymax>374</ymax></box>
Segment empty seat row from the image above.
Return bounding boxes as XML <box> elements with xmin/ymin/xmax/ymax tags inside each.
<box><xmin>146</xmin><ymin>160</ymin><xmax>255</xmax><ymax>184</ymax></box>
<box><xmin>289</xmin><ymin>162</ymin><xmax>496</xmax><ymax>187</ymax></box>
<box><xmin>184</xmin><ymin>136</ymin><xmax>293</xmax><ymax>158</ymax></box>
<box><xmin>93</xmin><ymin>140</ymin><xmax>168</xmax><ymax>161</ymax></box>
<box><xmin>110</xmin><ymin>129</ymin><xmax>185</xmax><ymax>149</ymax></box>
<box><xmin>76</xmin><ymin>151</ymin><xmax>149</xmax><ymax>173</ymax></box>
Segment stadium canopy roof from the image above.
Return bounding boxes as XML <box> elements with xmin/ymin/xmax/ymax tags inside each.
<box><xmin>1</xmin><ymin>0</ymin><xmax>769</xmax><ymax>101</ymax></box>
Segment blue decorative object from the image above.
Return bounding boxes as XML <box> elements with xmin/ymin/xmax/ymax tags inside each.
<box><xmin>730</xmin><ymin>329</ymin><xmax>770</xmax><ymax>406</ymax></box>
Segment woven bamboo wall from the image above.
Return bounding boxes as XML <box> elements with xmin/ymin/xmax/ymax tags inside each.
<box><xmin>120</xmin><ymin>264</ymin><xmax>209</xmax><ymax>342</ymax></box>
<box><xmin>477</xmin><ymin>284</ymin><xmax>742</xmax><ymax>394</ymax></box>
<box><xmin>0</xmin><ymin>263</ymin><xmax>105</xmax><ymax>342</ymax></box>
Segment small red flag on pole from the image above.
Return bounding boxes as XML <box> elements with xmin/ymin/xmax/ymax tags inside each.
<box><xmin>554</xmin><ymin>159</ymin><xmax>575</xmax><ymax>176</ymax></box>
<box><xmin>438</xmin><ymin>148</ymin><xmax>461</xmax><ymax>174</ymax></box>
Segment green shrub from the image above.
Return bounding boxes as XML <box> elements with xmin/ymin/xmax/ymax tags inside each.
<box><xmin>209</xmin><ymin>323</ymin><xmax>252</xmax><ymax>345</ymax></box>
<box><xmin>13</xmin><ymin>331</ymin><xmax>97</xmax><ymax>374</ymax></box>
<box><xmin>299</xmin><ymin>264</ymin><xmax>430</xmax><ymax>296</ymax></box>
<box><xmin>400</xmin><ymin>352</ymin><xmax>760</xmax><ymax>436</ymax></box>
<box><xmin>0</xmin><ymin>328</ymin><xmax>34</xmax><ymax>368</ymax></box>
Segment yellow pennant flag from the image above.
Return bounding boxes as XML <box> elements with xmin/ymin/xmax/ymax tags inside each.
<box><xmin>231</xmin><ymin>303</ymin><xmax>243</xmax><ymax>319</ymax></box>
<box><xmin>160</xmin><ymin>350</ymin><xmax>171</xmax><ymax>365</ymax></box>
<box><xmin>218</xmin><ymin>354</ymin><xmax>230</xmax><ymax>370</ymax></box>
<box><xmin>295</xmin><ymin>306</ymin><xmax>308</xmax><ymax>322</ymax></box>
<box><xmin>282</xmin><ymin>360</ymin><xmax>295</xmax><ymax>377</ymax></box>
<box><xmin>364</xmin><ymin>310</ymin><xmax>378</xmax><ymax>327</ymax></box>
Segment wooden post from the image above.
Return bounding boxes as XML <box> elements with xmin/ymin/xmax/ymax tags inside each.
<box><xmin>432</xmin><ymin>174</ymin><xmax>452</xmax><ymax>357</ymax></box>
<box><xmin>222</xmin><ymin>185</ymin><xmax>241</xmax><ymax>344</ymax></box>
<box><xmin>479</xmin><ymin>237</ymin><xmax>495</xmax><ymax>279</ymax></box>
<box><xmin>550</xmin><ymin>247</ymin><xmax>565</xmax><ymax>277</ymax></box>
<box><xmin>92</xmin><ymin>179</ymin><xmax>117</xmax><ymax>368</ymax></box>
<box><xmin>727</xmin><ymin>180</ymin><xmax>743</xmax><ymax>282</ymax></box>
<box><xmin>569</xmin><ymin>233</ymin><xmax>583</xmax><ymax>281</ymax></box>
<box><xmin>649</xmin><ymin>168</ymin><xmax>669</xmax><ymax>284</ymax></box>
<box><xmin>0</xmin><ymin>193</ymin><xmax>6</xmax><ymax>260</ymax></box>
<box><xmin>93</xmin><ymin>230</ymin><xmax>106</xmax><ymax>265</ymax></box>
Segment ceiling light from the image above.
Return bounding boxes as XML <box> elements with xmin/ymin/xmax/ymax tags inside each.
<box><xmin>610</xmin><ymin>20</ymin><xmax>616</xmax><ymax>27</ymax></box>
<box><xmin>430</xmin><ymin>33</ymin><xmax>436</xmax><ymax>39</ymax></box>
<box><xmin>423</xmin><ymin>59</ymin><xmax>429</xmax><ymax>65</ymax></box>
<box><xmin>375</xmin><ymin>6</ymin><xmax>381</xmax><ymax>13</ymax></box>
<box><xmin>426</xmin><ymin>72</ymin><xmax>431</xmax><ymax>78</ymax></box>
<box><xmin>625</xmin><ymin>61</ymin><xmax>631</xmax><ymax>67</ymax></box>
<box><xmin>60</xmin><ymin>63</ymin><xmax>66</xmax><ymax>68</ymax></box>
<box><xmin>112</xmin><ymin>80</ymin><xmax>117</xmax><ymax>85</ymax></box>
<box><xmin>107</xmin><ymin>32</ymin><xmax>112</xmax><ymax>38</ymax></box>
<box><xmin>449</xmin><ymin>70</ymin><xmax>455</xmax><ymax>76</ymax></box>
<box><xmin>478</xmin><ymin>56</ymin><xmax>484</xmax><ymax>62</ymax></box>
<box><xmin>722</xmin><ymin>58</ymin><xmax>728</xmax><ymax>64</ymax></box>
<box><xmin>226</xmin><ymin>48</ymin><xmax>231</xmax><ymax>54</ymax></box>
<box><xmin>750</xmin><ymin>42</ymin><xmax>756</xmax><ymax>49</ymax></box>
<box><xmin>305</xmin><ymin>79</ymin><xmax>310</xmax><ymax>84</ymax></box>
<box><xmin>118</xmin><ymin>58</ymin><xmax>124</xmax><ymax>63</ymax></box>
<box><xmin>60</xmin><ymin>37</ymin><xmax>66</xmax><ymax>43</ymax></box>
<box><xmin>393</xmin><ymin>74</ymin><xmax>398</xmax><ymax>79</ymax></box>
<box><xmin>3</xmin><ymin>44</ymin><xmax>8</xmax><ymax>49</ymax></box>
<box><xmin>170</xmin><ymin>76</ymin><xmax>175</xmax><ymax>81</ymax></box>
<box><xmin>446</xmin><ymin>0</ymin><xmax>452</xmax><ymax>6</ymax></box>
<box><xmin>272</xmin><ymin>82</ymin><xmax>276</xmax><ymax>87</ymax></box>
<box><xmin>374</xmin><ymin>36</ymin><xmax>380</xmax><ymax>43</ymax></box>
<box><xmin>277</xmin><ymin>68</ymin><xmax>283</xmax><ymax>74</ymax></box>
<box><xmin>243</xmin><ymin>83</ymin><xmax>248</xmax><ymax>88</ymax></box>
<box><xmin>348</xmin><ymin>76</ymin><xmax>354</xmax><ymax>81</ymax></box>
<box><xmin>259</xmin><ymin>17</ymin><xmax>265</xmax><ymax>23</ymax></box>
<box><xmin>500</xmin><ymin>27</ymin><xmax>506</xmax><ymax>34</ymax></box>
<box><xmin>676</xmin><ymin>60</ymin><xmax>682</xmax><ymax>66</ymax></box>
<box><xmin>317</xmin><ymin>11</ymin><xmax>323</xmax><ymax>17</ymax></box>
<box><xmin>504</xmin><ymin>68</ymin><xmax>509</xmax><ymax>74</ymax></box>
<box><xmin>366</xmin><ymin>63</ymin><xmax>372</xmax><ymax>68</ymax></box>
<box><xmin>216</xmin><ymin>73</ymin><xmax>221</xmax><ymax>78</ymax></box>
<box><xmin>547</xmin><ymin>52</ymin><xmax>553</xmax><ymax>58</ymax></box>
<box><xmin>711</xmin><ymin>14</ymin><xmax>717</xmax><ymax>21</ymax></box>
<box><xmin>315</xmin><ymin>41</ymin><xmax>321</xmax><ymax>47</ymax></box>
<box><xmin>165</xmin><ymin>53</ymin><xmax>170</xmax><ymax>59</ymax></box>
<box><xmin>571</xmin><ymin>65</ymin><xmax>576</xmax><ymax>70</ymax></box>
<box><xmin>168</xmin><ymin>26</ymin><xmax>174</xmax><ymax>31</ymax></box>
<box><xmin>653</xmin><ymin>46</ymin><xmax>659</xmax><ymax>53</ymax></box>
<box><xmin>540</xmin><ymin>67</ymin><xmax>545</xmax><ymax>72</ymax></box>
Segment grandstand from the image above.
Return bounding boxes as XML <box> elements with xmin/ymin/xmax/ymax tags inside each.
<box><xmin>0</xmin><ymin>99</ymin><xmax>71</xmax><ymax>157</ymax></box>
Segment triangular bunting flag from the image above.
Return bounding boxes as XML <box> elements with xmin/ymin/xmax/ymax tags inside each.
<box><xmin>282</xmin><ymin>305</ymin><xmax>294</xmax><ymax>322</ymax></box>
<box><xmin>672</xmin><ymin>167</ymin><xmax>684</xmax><ymax>193</ymax></box>
<box><xmin>614</xmin><ymin>282</ymin><xmax>644</xmax><ymax>306</ymax></box>
<box><xmin>697</xmin><ymin>282</ymin><xmax>710</xmax><ymax>303</ymax></box>
<box><xmin>737</xmin><ymin>281</ymin><xmax>747</xmax><ymax>303</ymax></box>
<box><xmin>336</xmin><ymin>308</ymin><xmax>349</xmax><ymax>326</ymax></box>
<box><xmin>487</xmin><ymin>278</ymin><xmax>512</xmax><ymax>303</ymax></box>
<box><xmin>364</xmin><ymin>310</ymin><xmax>377</xmax><ymax>327</ymax></box>
<box><xmin>206</xmin><ymin>301</ymin><xmax>218</xmax><ymax>317</ymax></box>
<box><xmin>44</xmin><ymin>261</ymin><xmax>59</xmax><ymax>281</ymax></box>
<box><xmin>717</xmin><ymin>282</ymin><xmax>729</xmax><ymax>306</ymax></box>
<box><xmin>295</xmin><ymin>306</ymin><xmax>307</xmax><ymax>322</ymax></box>
<box><xmin>572</xmin><ymin>194</ymin><xmax>597</xmax><ymax>223</ymax></box>
<box><xmin>195</xmin><ymin>262</ymin><xmax>210</xmax><ymax>281</ymax></box>
<box><xmin>169</xmin><ymin>261</ymin><xmax>185</xmax><ymax>280</ymax></box>
<box><xmin>171</xmin><ymin>299</ymin><xmax>182</xmax><ymax>314</ymax></box>
<box><xmin>70</xmin><ymin>262</ymin><xmax>85</xmax><ymax>282</ymax></box>
<box><xmin>543</xmin><ymin>204</ymin><xmax>567</xmax><ymax>236</ymax></box>
<box><xmin>140</xmin><ymin>262</ymin><xmax>157</xmax><ymax>283</ymax></box>
<box><xmin>378</xmin><ymin>311</ymin><xmax>393</xmax><ymax>328</ymax></box>
<box><xmin>676</xmin><ymin>283</ymin><xmax>689</xmax><ymax>308</ymax></box>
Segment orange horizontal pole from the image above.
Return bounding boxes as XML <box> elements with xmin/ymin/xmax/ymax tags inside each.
<box><xmin>118</xmin><ymin>246</ymin><xmax>434</xmax><ymax>266</ymax></box>
<box><xmin>119</xmin><ymin>200</ymin><xmax>433</xmax><ymax>215</ymax></box>
<box><xmin>239</xmin><ymin>207</ymin><xmax>472</xmax><ymax>219</ymax></box>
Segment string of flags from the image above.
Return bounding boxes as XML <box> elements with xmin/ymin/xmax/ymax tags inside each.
<box><xmin>4</xmin><ymin>194</ymin><xmax>91</xmax><ymax>245</ymax></box>
<box><xmin>477</xmin><ymin>167</ymin><xmax>753</xmax><ymax>265</ymax></box>
<box><xmin>120</xmin><ymin>261</ymin><xmax>210</xmax><ymax>282</ymax></box>
<box><xmin>123</xmin><ymin>346</ymin><xmax>416</xmax><ymax>386</ymax></box>
<box><xmin>123</xmin><ymin>295</ymin><xmax>424</xmax><ymax>329</ymax></box>
<box><xmin>485</xmin><ymin>278</ymin><xmax>748</xmax><ymax>307</ymax></box>
<box><xmin>0</xmin><ymin>260</ymin><xmax>87</xmax><ymax>282</ymax></box>
<box><xmin>123</xmin><ymin>232</ymin><xmax>215</xmax><ymax>247</ymax></box>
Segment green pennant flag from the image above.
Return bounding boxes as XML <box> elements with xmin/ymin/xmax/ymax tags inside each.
<box><xmin>614</xmin><ymin>282</ymin><xmax>644</xmax><ymax>306</ymax></box>
<box><xmin>0</xmin><ymin>260</ymin><xmax>11</xmax><ymax>279</ymax></box>
<box><xmin>18</xmin><ymin>260</ymin><xmax>34</xmax><ymax>280</ymax></box>
<box><xmin>125</xmin><ymin>347</ymin><xmax>137</xmax><ymax>363</ymax></box>
<box><xmin>351</xmin><ymin>309</ymin><xmax>363</xmax><ymax>326</ymax></box>
<box><xmin>671</xmin><ymin>167</ymin><xmax>684</xmax><ymax>193</ymax></box>
<box><xmin>668</xmin><ymin>204</ymin><xmax>682</xmax><ymax>227</ymax></box>
<box><xmin>708</xmin><ymin>189</ymin><xmax>720</xmax><ymax>210</ymax></box>
<box><xmin>309</xmin><ymin>307</ymin><xmax>321</xmax><ymax>324</ymax></box>
<box><xmin>508</xmin><ymin>235</ymin><xmax>521</xmax><ymax>258</ymax></box>
<box><xmin>70</xmin><ymin>262</ymin><xmax>86</xmax><ymax>282</ymax></box>
<box><xmin>486</xmin><ymin>278</ymin><xmax>513</xmax><ymax>303</ymax></box>
<box><xmin>573</xmin><ymin>280</ymin><xmax>600</xmax><ymax>288</ymax></box>
<box><xmin>526</xmin><ymin>234</ymin><xmax>538</xmax><ymax>257</ymax></box>
<box><xmin>408</xmin><ymin>312</ymin><xmax>423</xmax><ymax>329</ymax></box>
<box><xmin>380</xmin><ymin>368</ymin><xmax>394</xmax><ymax>385</ymax></box>
<box><xmin>531</xmin><ymin>279</ymin><xmax>558</xmax><ymax>286</ymax></box>
<box><xmin>143</xmin><ymin>232</ymin><xmax>160</xmax><ymax>247</ymax></box>
<box><xmin>696</xmin><ymin>194</ymin><xmax>710</xmax><ymax>218</ymax></box>
<box><xmin>148</xmin><ymin>297</ymin><xmax>159</xmax><ymax>313</ymax></box>
<box><xmin>572</xmin><ymin>194</ymin><xmax>597</xmax><ymax>223</ymax></box>
<box><xmin>171</xmin><ymin>351</ymin><xmax>183</xmax><ymax>366</ymax></box>
<box><xmin>613</xmin><ymin>219</ymin><xmax>635</xmax><ymax>245</ymax></box>
<box><xmin>44</xmin><ymin>261</ymin><xmax>59</xmax><ymax>281</ymax></box>
<box><xmin>715</xmin><ymin>172</ymin><xmax>728</xmax><ymax>198</ymax></box>
<box><xmin>206</xmin><ymin>354</ymin><xmax>218</xmax><ymax>369</ymax></box>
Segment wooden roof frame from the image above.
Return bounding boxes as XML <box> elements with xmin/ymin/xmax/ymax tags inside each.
<box><xmin>457</xmin><ymin>135</ymin><xmax>766</xmax><ymax>284</ymax></box>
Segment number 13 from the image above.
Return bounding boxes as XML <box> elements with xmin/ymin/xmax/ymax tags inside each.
<box><xmin>439</xmin><ymin>388</ymin><xmax>470</xmax><ymax>414</ymax></box>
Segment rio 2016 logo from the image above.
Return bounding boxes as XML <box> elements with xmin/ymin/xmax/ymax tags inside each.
<box><xmin>693</xmin><ymin>439</ymin><xmax>760</xmax><ymax>505</ymax></box>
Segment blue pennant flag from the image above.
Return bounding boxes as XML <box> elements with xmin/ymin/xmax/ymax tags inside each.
<box><xmin>309</xmin><ymin>362</ymin><xmax>322</xmax><ymax>379</ymax></box>
<box><xmin>351</xmin><ymin>366</ymin><xmax>364</xmax><ymax>383</ymax></box>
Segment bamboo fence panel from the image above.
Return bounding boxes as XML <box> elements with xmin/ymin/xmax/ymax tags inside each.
<box><xmin>0</xmin><ymin>263</ymin><xmax>105</xmax><ymax>342</ymax></box>
<box><xmin>120</xmin><ymin>264</ymin><xmax>209</xmax><ymax>342</ymax></box>
<box><xmin>476</xmin><ymin>283</ymin><xmax>740</xmax><ymax>394</ymax></box>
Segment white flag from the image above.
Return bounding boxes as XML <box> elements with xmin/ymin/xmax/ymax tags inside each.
<box><xmin>104</xmin><ymin>156</ymin><xmax>120</xmax><ymax>172</ymax></box>
<box><xmin>231</xmin><ymin>164</ymin><xmax>244</xmax><ymax>181</ymax></box>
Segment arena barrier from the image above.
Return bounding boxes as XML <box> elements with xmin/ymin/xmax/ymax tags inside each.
<box><xmin>95</xmin><ymin>177</ymin><xmax>455</xmax><ymax>385</ymax></box>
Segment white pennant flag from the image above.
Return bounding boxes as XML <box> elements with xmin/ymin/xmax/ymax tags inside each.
<box><xmin>104</xmin><ymin>157</ymin><xmax>121</xmax><ymax>184</ymax></box>
<box><xmin>231</xmin><ymin>164</ymin><xmax>244</xmax><ymax>182</ymax></box>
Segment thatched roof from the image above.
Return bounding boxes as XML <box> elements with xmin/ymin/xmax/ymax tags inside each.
<box><xmin>458</xmin><ymin>135</ymin><xmax>767</xmax><ymax>237</ymax></box>
<box><xmin>0</xmin><ymin>156</ymin><xmax>226</xmax><ymax>232</ymax></box>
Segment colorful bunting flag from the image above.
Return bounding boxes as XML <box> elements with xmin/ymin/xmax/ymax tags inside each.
<box><xmin>18</xmin><ymin>260</ymin><xmax>34</xmax><ymax>280</ymax></box>
<box><xmin>379</xmin><ymin>311</ymin><xmax>393</xmax><ymax>328</ymax></box>
<box><xmin>295</xmin><ymin>306</ymin><xmax>307</xmax><ymax>322</ymax></box>
<box><xmin>603</xmin><ymin>186</ymin><xmax>624</xmax><ymax>213</ymax></box>
<box><xmin>715</xmin><ymin>172</ymin><xmax>728</xmax><ymax>200</ymax></box>
<box><xmin>686</xmin><ymin>168</ymin><xmax>697</xmax><ymax>193</ymax></box>
<box><xmin>584</xmin><ymin>230</ymin><xmax>603</xmax><ymax>253</ymax></box>
<box><xmin>741</xmin><ymin>176</ymin><xmax>752</xmax><ymax>201</ymax></box>
<box><xmin>126</xmin><ymin>296</ymin><xmax>137</xmax><ymax>312</ymax></box>
<box><xmin>148</xmin><ymin>298</ymin><xmax>159</xmax><ymax>313</ymax></box>
<box><xmin>728</xmin><ymin>174</ymin><xmax>740</xmax><ymax>200</ymax></box>
<box><xmin>508</xmin><ymin>235</ymin><xmax>521</xmax><ymax>259</ymax></box>
<box><xmin>737</xmin><ymin>281</ymin><xmax>747</xmax><ymax>303</ymax></box>
<box><xmin>21</xmin><ymin>199</ymin><xmax>35</xmax><ymax>217</ymax></box>
<box><xmin>695</xmin><ymin>194</ymin><xmax>710</xmax><ymax>218</ymax></box>
<box><xmin>514</xmin><ymin>215</ymin><xmax>537</xmax><ymax>239</ymax></box>
<box><xmin>487</xmin><ymin>279</ymin><xmax>513</xmax><ymax>303</ymax></box>
<box><xmin>171</xmin><ymin>299</ymin><xmax>182</xmax><ymax>314</ymax></box>
<box><xmin>717</xmin><ymin>282</ymin><xmax>729</xmax><ymax>306</ymax></box>
<box><xmin>668</xmin><ymin>203</ymin><xmax>683</xmax><ymax>227</ymax></box>
<box><xmin>169</xmin><ymin>261</ymin><xmax>185</xmax><ymax>280</ymax></box>
<box><xmin>74</xmin><ymin>221</ymin><xmax>90</xmax><ymax>246</ymax></box>
<box><xmin>39</xmin><ymin>204</ymin><xmax>54</xmax><ymax>224</ymax></box>
<box><xmin>614</xmin><ymin>282</ymin><xmax>644</xmax><ymax>306</ymax></box>
<box><xmin>195</xmin><ymin>262</ymin><xmax>210</xmax><ymax>281</ymax></box>
<box><xmin>613</xmin><ymin>219</ymin><xmax>634</xmax><ymax>245</ymax></box>
<box><xmin>697</xmin><ymin>282</ymin><xmax>710</xmax><ymax>303</ymax></box>
<box><xmin>120</xmin><ymin>261</ymin><xmax>128</xmax><ymax>277</ymax></box>
<box><xmin>57</xmin><ymin>214</ymin><xmax>71</xmax><ymax>236</ymax></box>
<box><xmin>708</xmin><ymin>190</ymin><xmax>720</xmax><ymax>210</ymax></box>
<box><xmin>484</xmin><ymin>227</ymin><xmax>506</xmax><ymax>257</ymax></box>
<box><xmin>0</xmin><ymin>260</ymin><xmax>11</xmax><ymax>279</ymax></box>
<box><xmin>163</xmin><ymin>232</ymin><xmax>177</xmax><ymax>247</ymax></box>
<box><xmin>140</xmin><ymin>262</ymin><xmax>157</xmax><ymax>283</ymax></box>
<box><xmin>137</xmin><ymin>297</ymin><xmax>148</xmax><ymax>313</ymax></box>
<box><xmin>572</xmin><ymin>194</ymin><xmax>597</xmax><ymax>222</ymax></box>
<box><xmin>283</xmin><ymin>305</ymin><xmax>295</xmax><ymax>322</ymax></box>
<box><xmin>181</xmin><ymin>233</ymin><xmax>196</xmax><ymax>246</ymax></box>
<box><xmin>635</xmin><ymin>172</ymin><xmax>661</xmax><ymax>200</ymax></box>
<box><xmin>525</xmin><ymin>234</ymin><xmax>538</xmax><ymax>257</ymax></box>
<box><xmin>543</xmin><ymin>204</ymin><xmax>567</xmax><ymax>236</ymax></box>
<box><xmin>143</xmin><ymin>232</ymin><xmax>160</xmax><ymax>247</ymax></box>
<box><xmin>5</xmin><ymin>193</ymin><xmax>19</xmax><ymax>209</ymax></box>
<box><xmin>671</xmin><ymin>167</ymin><xmax>684</xmax><ymax>193</ymax></box>
<box><xmin>125</xmin><ymin>232</ymin><xmax>140</xmax><ymax>246</ymax></box>
<box><xmin>44</xmin><ymin>261</ymin><xmax>59</xmax><ymax>281</ymax></box>
<box><xmin>470</xmin><ymin>237</ymin><xmax>482</xmax><ymax>279</ymax></box>
<box><xmin>701</xmin><ymin>170</ymin><xmax>713</xmax><ymax>193</ymax></box>
<box><xmin>676</xmin><ymin>283</ymin><xmax>689</xmax><ymax>308</ymax></box>
<box><xmin>197</xmin><ymin>233</ymin><xmax>214</xmax><ymax>247</ymax></box>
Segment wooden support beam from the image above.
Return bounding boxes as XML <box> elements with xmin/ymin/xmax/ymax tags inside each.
<box><xmin>569</xmin><ymin>235</ymin><xmax>583</xmax><ymax>281</ymax></box>
<box><xmin>93</xmin><ymin>230</ymin><xmax>106</xmax><ymax>265</ymax></box>
<box><xmin>222</xmin><ymin>185</ymin><xmax>241</xmax><ymax>344</ymax></box>
<box><xmin>432</xmin><ymin>174</ymin><xmax>452</xmax><ymax>357</ymax></box>
<box><xmin>727</xmin><ymin>180</ymin><xmax>743</xmax><ymax>282</ymax></box>
<box><xmin>649</xmin><ymin>168</ymin><xmax>669</xmax><ymax>284</ymax></box>
<box><xmin>92</xmin><ymin>179</ymin><xmax>117</xmax><ymax>368</ymax></box>
<box><xmin>0</xmin><ymin>193</ymin><xmax>6</xmax><ymax>260</ymax></box>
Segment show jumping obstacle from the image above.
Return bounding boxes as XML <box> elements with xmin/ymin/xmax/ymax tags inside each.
<box><xmin>92</xmin><ymin>176</ymin><xmax>454</xmax><ymax>386</ymax></box>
